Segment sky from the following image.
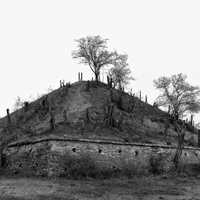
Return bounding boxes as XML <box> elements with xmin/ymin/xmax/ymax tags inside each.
<box><xmin>0</xmin><ymin>0</ymin><xmax>200</xmax><ymax>122</ymax></box>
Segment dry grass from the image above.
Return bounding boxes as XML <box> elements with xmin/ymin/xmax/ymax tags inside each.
<box><xmin>0</xmin><ymin>174</ymin><xmax>200</xmax><ymax>200</ymax></box>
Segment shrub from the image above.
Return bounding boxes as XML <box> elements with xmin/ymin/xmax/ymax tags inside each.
<box><xmin>66</xmin><ymin>82</ymin><xmax>71</xmax><ymax>87</ymax></box>
<box><xmin>148</xmin><ymin>154</ymin><xmax>165</xmax><ymax>174</ymax></box>
<box><xmin>173</xmin><ymin>160</ymin><xmax>200</xmax><ymax>176</ymax></box>
<box><xmin>60</xmin><ymin>153</ymin><xmax>123</xmax><ymax>179</ymax></box>
<box><xmin>60</xmin><ymin>153</ymin><xmax>97</xmax><ymax>179</ymax></box>
<box><xmin>185</xmin><ymin>123</ymin><xmax>195</xmax><ymax>132</ymax></box>
<box><xmin>123</xmin><ymin>137</ymin><xmax>130</xmax><ymax>143</ymax></box>
<box><xmin>60</xmin><ymin>153</ymin><xmax>151</xmax><ymax>179</ymax></box>
<box><xmin>121</xmin><ymin>159</ymin><xmax>148</xmax><ymax>178</ymax></box>
<box><xmin>187</xmin><ymin>163</ymin><xmax>200</xmax><ymax>176</ymax></box>
<box><xmin>186</xmin><ymin>136</ymin><xmax>197</xmax><ymax>147</ymax></box>
<box><xmin>97</xmin><ymin>167</ymin><xmax>121</xmax><ymax>179</ymax></box>
<box><xmin>175</xmin><ymin>162</ymin><xmax>189</xmax><ymax>175</ymax></box>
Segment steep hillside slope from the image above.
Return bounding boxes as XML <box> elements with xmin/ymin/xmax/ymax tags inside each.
<box><xmin>0</xmin><ymin>81</ymin><xmax>198</xmax><ymax>147</ymax></box>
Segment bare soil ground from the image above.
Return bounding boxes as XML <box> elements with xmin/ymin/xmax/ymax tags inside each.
<box><xmin>0</xmin><ymin>175</ymin><xmax>200</xmax><ymax>200</ymax></box>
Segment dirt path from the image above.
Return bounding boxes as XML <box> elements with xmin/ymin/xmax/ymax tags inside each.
<box><xmin>0</xmin><ymin>175</ymin><xmax>200</xmax><ymax>200</ymax></box>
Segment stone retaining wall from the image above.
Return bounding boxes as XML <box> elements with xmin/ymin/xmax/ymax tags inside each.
<box><xmin>3</xmin><ymin>137</ymin><xmax>200</xmax><ymax>177</ymax></box>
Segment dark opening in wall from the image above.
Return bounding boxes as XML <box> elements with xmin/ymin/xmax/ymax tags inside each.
<box><xmin>99</xmin><ymin>149</ymin><xmax>102</xmax><ymax>153</ymax></box>
<box><xmin>72</xmin><ymin>148</ymin><xmax>76</xmax><ymax>152</ymax></box>
<box><xmin>135</xmin><ymin>150</ymin><xmax>138</xmax><ymax>156</ymax></box>
<box><xmin>184</xmin><ymin>153</ymin><xmax>187</xmax><ymax>157</ymax></box>
<box><xmin>112</xmin><ymin>166</ymin><xmax>116</xmax><ymax>169</ymax></box>
<box><xmin>118</xmin><ymin>149</ymin><xmax>122</xmax><ymax>153</ymax></box>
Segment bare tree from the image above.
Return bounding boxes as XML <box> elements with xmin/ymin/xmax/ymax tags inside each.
<box><xmin>72</xmin><ymin>35</ymin><xmax>115</xmax><ymax>82</ymax></box>
<box><xmin>109</xmin><ymin>52</ymin><xmax>134</xmax><ymax>90</ymax></box>
<box><xmin>154</xmin><ymin>73</ymin><xmax>200</xmax><ymax>169</ymax></box>
<box><xmin>153</xmin><ymin>73</ymin><xmax>200</xmax><ymax>118</ymax></box>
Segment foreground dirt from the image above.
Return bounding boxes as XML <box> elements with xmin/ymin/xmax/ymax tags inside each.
<box><xmin>0</xmin><ymin>175</ymin><xmax>200</xmax><ymax>200</ymax></box>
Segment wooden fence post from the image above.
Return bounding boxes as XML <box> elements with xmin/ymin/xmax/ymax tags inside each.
<box><xmin>50</xmin><ymin>112</ymin><xmax>55</xmax><ymax>130</ymax></box>
<box><xmin>81</xmin><ymin>73</ymin><xmax>83</xmax><ymax>81</ymax></box>
<box><xmin>6</xmin><ymin>109</ymin><xmax>11</xmax><ymax>125</ymax></box>
<box><xmin>168</xmin><ymin>105</ymin><xmax>171</xmax><ymax>114</ymax></box>
<box><xmin>107</xmin><ymin>75</ymin><xmax>109</xmax><ymax>86</ymax></box>
<box><xmin>145</xmin><ymin>95</ymin><xmax>147</xmax><ymax>103</ymax></box>
<box><xmin>198</xmin><ymin>130</ymin><xmax>200</xmax><ymax>148</ymax></box>
<box><xmin>190</xmin><ymin>114</ymin><xmax>193</xmax><ymax>126</ymax></box>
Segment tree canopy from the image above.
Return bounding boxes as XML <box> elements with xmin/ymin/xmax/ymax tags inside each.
<box><xmin>72</xmin><ymin>35</ymin><xmax>116</xmax><ymax>81</ymax></box>
<box><xmin>153</xmin><ymin>73</ymin><xmax>200</xmax><ymax>118</ymax></box>
<box><xmin>108</xmin><ymin>52</ymin><xmax>134</xmax><ymax>90</ymax></box>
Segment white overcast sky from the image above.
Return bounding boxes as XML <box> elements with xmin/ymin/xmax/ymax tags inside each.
<box><xmin>0</xmin><ymin>0</ymin><xmax>200</xmax><ymax>122</ymax></box>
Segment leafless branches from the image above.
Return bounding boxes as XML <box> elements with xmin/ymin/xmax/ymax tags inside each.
<box><xmin>154</xmin><ymin>73</ymin><xmax>200</xmax><ymax>118</ymax></box>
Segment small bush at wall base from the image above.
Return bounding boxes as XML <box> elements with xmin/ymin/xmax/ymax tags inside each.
<box><xmin>97</xmin><ymin>168</ymin><xmax>122</xmax><ymax>179</ymax></box>
<box><xmin>176</xmin><ymin>163</ymin><xmax>190</xmax><ymax>175</ymax></box>
<box><xmin>171</xmin><ymin>160</ymin><xmax>200</xmax><ymax>176</ymax></box>
<box><xmin>121</xmin><ymin>159</ymin><xmax>148</xmax><ymax>178</ymax></box>
<box><xmin>168</xmin><ymin>162</ymin><xmax>200</xmax><ymax>177</ymax></box>
<box><xmin>148</xmin><ymin>154</ymin><xmax>165</xmax><ymax>174</ymax></box>
<box><xmin>60</xmin><ymin>153</ymin><xmax>98</xmax><ymax>179</ymax></box>
<box><xmin>188</xmin><ymin>163</ymin><xmax>200</xmax><ymax>175</ymax></box>
<box><xmin>59</xmin><ymin>153</ymin><xmax>129</xmax><ymax>179</ymax></box>
<box><xmin>60</xmin><ymin>153</ymin><xmax>152</xmax><ymax>180</ymax></box>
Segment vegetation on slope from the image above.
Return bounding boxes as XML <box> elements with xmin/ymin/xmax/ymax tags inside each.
<box><xmin>0</xmin><ymin>81</ymin><xmax>198</xmax><ymax>148</ymax></box>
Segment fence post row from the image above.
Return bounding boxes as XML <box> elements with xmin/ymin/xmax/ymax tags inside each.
<box><xmin>59</xmin><ymin>79</ymin><xmax>198</xmax><ymax>129</ymax></box>
<box><xmin>78</xmin><ymin>72</ymin><xmax>83</xmax><ymax>81</ymax></box>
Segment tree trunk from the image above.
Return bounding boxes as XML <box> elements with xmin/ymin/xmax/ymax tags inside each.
<box><xmin>50</xmin><ymin>112</ymin><xmax>55</xmax><ymax>130</ymax></box>
<box><xmin>119</xmin><ymin>82</ymin><xmax>122</xmax><ymax>91</ymax></box>
<box><xmin>173</xmin><ymin>121</ymin><xmax>185</xmax><ymax>169</ymax></box>
<box><xmin>198</xmin><ymin>130</ymin><xmax>200</xmax><ymax>148</ymax></box>
<box><xmin>95</xmin><ymin>72</ymin><xmax>99</xmax><ymax>82</ymax></box>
